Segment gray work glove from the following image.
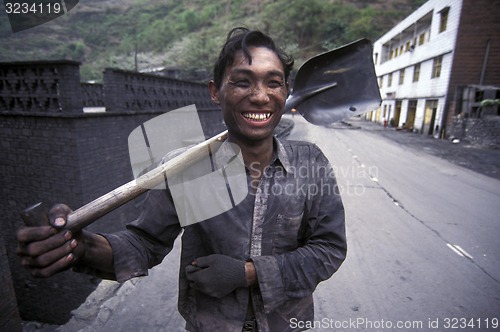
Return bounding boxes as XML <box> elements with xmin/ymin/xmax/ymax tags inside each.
<box><xmin>185</xmin><ymin>254</ymin><xmax>247</xmax><ymax>298</ymax></box>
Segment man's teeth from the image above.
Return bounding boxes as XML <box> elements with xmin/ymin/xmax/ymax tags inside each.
<box><xmin>243</xmin><ymin>113</ymin><xmax>271</xmax><ymax>121</ymax></box>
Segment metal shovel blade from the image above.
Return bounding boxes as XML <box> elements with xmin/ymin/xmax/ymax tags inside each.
<box><xmin>289</xmin><ymin>39</ymin><xmax>381</xmax><ymax>125</ymax></box>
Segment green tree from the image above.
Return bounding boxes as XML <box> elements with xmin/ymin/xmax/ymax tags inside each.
<box><xmin>53</xmin><ymin>41</ymin><xmax>86</xmax><ymax>61</ymax></box>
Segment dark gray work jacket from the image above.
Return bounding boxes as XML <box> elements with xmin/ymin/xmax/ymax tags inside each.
<box><xmin>101</xmin><ymin>138</ymin><xmax>347</xmax><ymax>332</ymax></box>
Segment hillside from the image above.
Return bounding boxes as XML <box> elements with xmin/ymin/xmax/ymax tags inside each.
<box><xmin>0</xmin><ymin>0</ymin><xmax>426</xmax><ymax>81</ymax></box>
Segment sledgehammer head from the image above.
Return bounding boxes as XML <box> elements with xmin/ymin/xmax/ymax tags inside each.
<box><xmin>20</xmin><ymin>202</ymin><xmax>49</xmax><ymax>227</ymax></box>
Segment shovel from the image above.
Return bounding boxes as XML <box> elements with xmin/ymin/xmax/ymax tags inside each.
<box><xmin>21</xmin><ymin>39</ymin><xmax>381</xmax><ymax>231</ymax></box>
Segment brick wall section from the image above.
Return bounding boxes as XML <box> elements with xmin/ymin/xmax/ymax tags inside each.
<box><xmin>0</xmin><ymin>235</ymin><xmax>21</xmax><ymax>332</ymax></box>
<box><xmin>1</xmin><ymin>113</ymin><xmax>104</xmax><ymax>324</ymax></box>
<box><xmin>0</xmin><ymin>60</ymin><xmax>83</xmax><ymax>113</ymax></box>
<box><xmin>444</xmin><ymin>0</ymin><xmax>500</xmax><ymax>130</ymax></box>
<box><xmin>103</xmin><ymin>68</ymin><xmax>213</xmax><ymax>112</ymax></box>
<box><xmin>0</xmin><ymin>60</ymin><xmax>225</xmax><ymax>325</ymax></box>
<box><xmin>1</xmin><ymin>109</ymin><xmax>224</xmax><ymax>324</ymax></box>
<box><xmin>81</xmin><ymin>82</ymin><xmax>104</xmax><ymax>107</ymax></box>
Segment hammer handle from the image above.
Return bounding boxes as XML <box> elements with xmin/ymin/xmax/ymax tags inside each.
<box><xmin>20</xmin><ymin>130</ymin><xmax>229</xmax><ymax>232</ymax></box>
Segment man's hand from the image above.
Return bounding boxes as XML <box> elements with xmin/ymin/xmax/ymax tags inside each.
<box><xmin>16</xmin><ymin>204</ymin><xmax>85</xmax><ymax>278</ymax></box>
<box><xmin>185</xmin><ymin>254</ymin><xmax>248</xmax><ymax>298</ymax></box>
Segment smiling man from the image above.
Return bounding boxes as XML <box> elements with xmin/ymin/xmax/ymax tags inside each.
<box><xmin>16</xmin><ymin>28</ymin><xmax>346</xmax><ymax>332</ymax></box>
<box><xmin>208</xmin><ymin>35</ymin><xmax>292</xmax><ymax>193</ymax></box>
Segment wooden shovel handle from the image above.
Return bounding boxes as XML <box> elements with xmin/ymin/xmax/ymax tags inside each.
<box><xmin>35</xmin><ymin>130</ymin><xmax>229</xmax><ymax>232</ymax></box>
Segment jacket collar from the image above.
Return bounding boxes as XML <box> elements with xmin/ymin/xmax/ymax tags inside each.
<box><xmin>214</xmin><ymin>136</ymin><xmax>293</xmax><ymax>174</ymax></box>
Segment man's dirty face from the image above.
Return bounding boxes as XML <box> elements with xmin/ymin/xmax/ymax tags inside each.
<box><xmin>212</xmin><ymin>47</ymin><xmax>289</xmax><ymax>143</ymax></box>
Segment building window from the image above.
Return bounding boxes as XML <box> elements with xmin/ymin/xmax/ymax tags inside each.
<box><xmin>439</xmin><ymin>7</ymin><xmax>450</xmax><ymax>33</ymax></box>
<box><xmin>388</xmin><ymin>72</ymin><xmax>393</xmax><ymax>87</ymax></box>
<box><xmin>413</xmin><ymin>63</ymin><xmax>421</xmax><ymax>82</ymax></box>
<box><xmin>419</xmin><ymin>32</ymin><xmax>426</xmax><ymax>45</ymax></box>
<box><xmin>374</xmin><ymin>53</ymin><xmax>379</xmax><ymax>65</ymax></box>
<box><xmin>379</xmin><ymin>76</ymin><xmax>384</xmax><ymax>87</ymax></box>
<box><xmin>399</xmin><ymin>69</ymin><xmax>405</xmax><ymax>85</ymax></box>
<box><xmin>405</xmin><ymin>41</ymin><xmax>411</xmax><ymax>52</ymax></box>
<box><xmin>432</xmin><ymin>56</ymin><xmax>443</xmax><ymax>78</ymax></box>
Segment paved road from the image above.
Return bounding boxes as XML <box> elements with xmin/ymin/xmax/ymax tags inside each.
<box><xmin>288</xmin><ymin>115</ymin><xmax>500</xmax><ymax>331</ymax></box>
<box><xmin>44</xmin><ymin>115</ymin><xmax>500</xmax><ymax>332</ymax></box>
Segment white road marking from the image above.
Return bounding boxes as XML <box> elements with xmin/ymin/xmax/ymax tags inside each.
<box><xmin>447</xmin><ymin>243</ymin><xmax>473</xmax><ymax>260</ymax></box>
<box><xmin>447</xmin><ymin>243</ymin><xmax>464</xmax><ymax>257</ymax></box>
<box><xmin>454</xmin><ymin>245</ymin><xmax>474</xmax><ymax>259</ymax></box>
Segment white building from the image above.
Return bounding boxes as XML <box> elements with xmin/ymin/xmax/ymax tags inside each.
<box><xmin>370</xmin><ymin>0</ymin><xmax>500</xmax><ymax>140</ymax></box>
<box><xmin>370</xmin><ymin>0</ymin><xmax>461</xmax><ymax>137</ymax></box>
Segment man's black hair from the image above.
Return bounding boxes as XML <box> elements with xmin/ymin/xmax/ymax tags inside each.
<box><xmin>213</xmin><ymin>27</ymin><xmax>294</xmax><ymax>89</ymax></box>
